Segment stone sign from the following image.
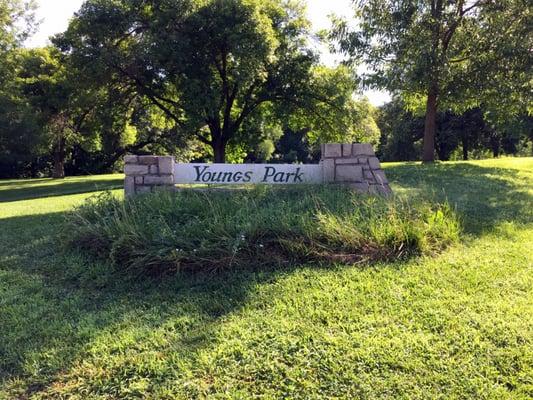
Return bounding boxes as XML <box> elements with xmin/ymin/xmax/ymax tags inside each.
<box><xmin>124</xmin><ymin>143</ymin><xmax>392</xmax><ymax>196</ymax></box>
<box><xmin>174</xmin><ymin>164</ymin><xmax>323</xmax><ymax>185</ymax></box>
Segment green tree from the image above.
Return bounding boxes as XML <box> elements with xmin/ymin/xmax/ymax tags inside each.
<box><xmin>17</xmin><ymin>47</ymin><xmax>194</xmax><ymax>177</ymax></box>
<box><xmin>0</xmin><ymin>1</ymin><xmax>39</xmax><ymax>178</ymax></box>
<box><xmin>376</xmin><ymin>97</ymin><xmax>530</xmax><ymax>162</ymax></box>
<box><xmin>333</xmin><ymin>0</ymin><xmax>531</xmax><ymax>162</ymax></box>
<box><xmin>0</xmin><ymin>0</ymin><xmax>35</xmax><ymax>37</ymax></box>
<box><xmin>352</xmin><ymin>98</ymin><xmax>381</xmax><ymax>146</ymax></box>
<box><xmin>376</xmin><ymin>98</ymin><xmax>424</xmax><ymax>161</ymax></box>
<box><xmin>56</xmin><ymin>0</ymin><xmax>351</xmax><ymax>163</ymax></box>
<box><xmin>0</xmin><ymin>0</ymin><xmax>36</xmax><ymax>90</ymax></box>
<box><xmin>11</xmin><ymin>48</ymin><xmax>142</xmax><ymax>178</ymax></box>
<box><xmin>272</xmin><ymin>128</ymin><xmax>315</xmax><ymax>163</ymax></box>
<box><xmin>0</xmin><ymin>0</ymin><xmax>36</xmax><ymax>58</ymax></box>
<box><xmin>285</xmin><ymin>66</ymin><xmax>366</xmax><ymax>145</ymax></box>
<box><xmin>0</xmin><ymin>83</ymin><xmax>44</xmax><ymax>178</ymax></box>
<box><xmin>17</xmin><ymin>48</ymin><xmax>75</xmax><ymax>178</ymax></box>
<box><xmin>482</xmin><ymin>112</ymin><xmax>533</xmax><ymax>158</ymax></box>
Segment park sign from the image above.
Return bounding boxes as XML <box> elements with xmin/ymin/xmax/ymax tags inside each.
<box><xmin>124</xmin><ymin>143</ymin><xmax>392</xmax><ymax>195</ymax></box>
<box><xmin>174</xmin><ymin>164</ymin><xmax>322</xmax><ymax>185</ymax></box>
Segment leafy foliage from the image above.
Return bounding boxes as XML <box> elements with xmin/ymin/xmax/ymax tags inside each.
<box><xmin>1</xmin><ymin>0</ymin><xmax>530</xmax><ymax>176</ymax></box>
<box><xmin>0</xmin><ymin>0</ymin><xmax>40</xmax><ymax>176</ymax></box>
<box><xmin>0</xmin><ymin>0</ymin><xmax>36</xmax><ymax>56</ymax></box>
<box><xmin>55</xmin><ymin>0</ymin><xmax>362</xmax><ymax>162</ymax></box>
<box><xmin>377</xmin><ymin>97</ymin><xmax>532</xmax><ymax>162</ymax></box>
<box><xmin>376</xmin><ymin>98</ymin><xmax>424</xmax><ymax>161</ymax></box>
<box><xmin>332</xmin><ymin>0</ymin><xmax>532</xmax><ymax>161</ymax></box>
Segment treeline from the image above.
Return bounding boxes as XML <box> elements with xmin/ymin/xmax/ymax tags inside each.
<box><xmin>0</xmin><ymin>0</ymin><xmax>531</xmax><ymax>179</ymax></box>
<box><xmin>377</xmin><ymin>99</ymin><xmax>532</xmax><ymax>162</ymax></box>
<box><xmin>1</xmin><ymin>0</ymin><xmax>380</xmax><ymax>178</ymax></box>
<box><xmin>0</xmin><ymin>46</ymin><xmax>380</xmax><ymax>178</ymax></box>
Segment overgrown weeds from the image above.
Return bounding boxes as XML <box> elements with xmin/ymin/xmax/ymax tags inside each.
<box><xmin>63</xmin><ymin>186</ymin><xmax>460</xmax><ymax>275</ymax></box>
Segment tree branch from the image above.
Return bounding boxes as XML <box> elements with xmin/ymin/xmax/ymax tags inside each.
<box><xmin>111</xmin><ymin>62</ymin><xmax>185</xmax><ymax>127</ymax></box>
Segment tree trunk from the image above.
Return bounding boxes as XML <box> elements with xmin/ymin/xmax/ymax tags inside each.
<box><xmin>52</xmin><ymin>136</ymin><xmax>66</xmax><ymax>179</ymax></box>
<box><xmin>489</xmin><ymin>133</ymin><xmax>500</xmax><ymax>158</ymax></box>
<box><xmin>212</xmin><ymin>138</ymin><xmax>226</xmax><ymax>163</ymax></box>
<box><xmin>462</xmin><ymin>136</ymin><xmax>469</xmax><ymax>160</ymax></box>
<box><xmin>492</xmin><ymin>142</ymin><xmax>500</xmax><ymax>158</ymax></box>
<box><xmin>422</xmin><ymin>84</ymin><xmax>438</xmax><ymax>162</ymax></box>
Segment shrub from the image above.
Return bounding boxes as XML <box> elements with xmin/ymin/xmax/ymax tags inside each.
<box><xmin>63</xmin><ymin>187</ymin><xmax>460</xmax><ymax>275</ymax></box>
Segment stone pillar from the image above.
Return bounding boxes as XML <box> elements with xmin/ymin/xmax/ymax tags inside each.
<box><xmin>320</xmin><ymin>143</ymin><xmax>392</xmax><ymax>196</ymax></box>
<box><xmin>124</xmin><ymin>155</ymin><xmax>175</xmax><ymax>196</ymax></box>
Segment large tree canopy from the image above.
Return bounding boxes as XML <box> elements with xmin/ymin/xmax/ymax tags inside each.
<box><xmin>0</xmin><ymin>0</ymin><xmax>36</xmax><ymax>86</ymax></box>
<box><xmin>333</xmin><ymin>0</ymin><xmax>532</xmax><ymax>162</ymax></box>
<box><xmin>0</xmin><ymin>0</ymin><xmax>37</xmax><ymax>93</ymax></box>
<box><xmin>0</xmin><ymin>0</ymin><xmax>40</xmax><ymax>177</ymax></box>
<box><xmin>56</xmin><ymin>0</ymin><xmax>357</xmax><ymax>163</ymax></box>
<box><xmin>0</xmin><ymin>0</ymin><xmax>36</xmax><ymax>51</ymax></box>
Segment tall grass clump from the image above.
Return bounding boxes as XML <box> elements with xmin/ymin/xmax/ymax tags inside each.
<box><xmin>63</xmin><ymin>187</ymin><xmax>460</xmax><ymax>275</ymax></box>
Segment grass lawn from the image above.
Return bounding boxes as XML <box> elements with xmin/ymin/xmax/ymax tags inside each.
<box><xmin>0</xmin><ymin>158</ymin><xmax>532</xmax><ymax>399</ymax></box>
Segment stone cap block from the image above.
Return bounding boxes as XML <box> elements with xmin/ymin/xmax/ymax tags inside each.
<box><xmin>342</xmin><ymin>144</ymin><xmax>352</xmax><ymax>157</ymax></box>
<box><xmin>158</xmin><ymin>156</ymin><xmax>175</xmax><ymax>175</ymax></box>
<box><xmin>322</xmin><ymin>143</ymin><xmax>342</xmax><ymax>158</ymax></box>
<box><xmin>352</xmin><ymin>143</ymin><xmax>375</xmax><ymax>156</ymax></box>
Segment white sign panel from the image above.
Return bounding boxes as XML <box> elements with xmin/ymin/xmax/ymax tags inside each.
<box><xmin>174</xmin><ymin>163</ymin><xmax>323</xmax><ymax>185</ymax></box>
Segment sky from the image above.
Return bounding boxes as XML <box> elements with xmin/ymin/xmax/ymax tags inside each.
<box><xmin>25</xmin><ymin>0</ymin><xmax>390</xmax><ymax>105</ymax></box>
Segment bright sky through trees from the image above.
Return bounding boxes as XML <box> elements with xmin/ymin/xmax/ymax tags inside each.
<box><xmin>25</xmin><ymin>0</ymin><xmax>391</xmax><ymax>106</ymax></box>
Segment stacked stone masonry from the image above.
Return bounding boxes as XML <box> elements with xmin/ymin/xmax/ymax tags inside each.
<box><xmin>320</xmin><ymin>143</ymin><xmax>392</xmax><ymax>196</ymax></box>
<box><xmin>124</xmin><ymin>143</ymin><xmax>391</xmax><ymax>196</ymax></box>
<box><xmin>124</xmin><ymin>155</ymin><xmax>175</xmax><ymax>196</ymax></box>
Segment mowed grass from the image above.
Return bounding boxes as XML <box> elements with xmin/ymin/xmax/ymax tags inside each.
<box><xmin>0</xmin><ymin>158</ymin><xmax>532</xmax><ymax>399</ymax></box>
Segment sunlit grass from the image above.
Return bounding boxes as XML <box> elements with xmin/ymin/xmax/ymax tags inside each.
<box><xmin>0</xmin><ymin>158</ymin><xmax>532</xmax><ymax>399</ymax></box>
<box><xmin>0</xmin><ymin>174</ymin><xmax>123</xmax><ymax>204</ymax></box>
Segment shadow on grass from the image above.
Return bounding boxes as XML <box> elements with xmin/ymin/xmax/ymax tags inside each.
<box><xmin>0</xmin><ymin>161</ymin><xmax>532</xmax><ymax>396</ymax></box>
<box><xmin>386</xmin><ymin>162</ymin><xmax>533</xmax><ymax>234</ymax></box>
<box><xmin>0</xmin><ymin>177</ymin><xmax>123</xmax><ymax>203</ymax></box>
<box><xmin>0</xmin><ymin>178</ymin><xmax>53</xmax><ymax>187</ymax></box>
<box><xmin>0</xmin><ymin>211</ymin><xmax>290</xmax><ymax>396</ymax></box>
